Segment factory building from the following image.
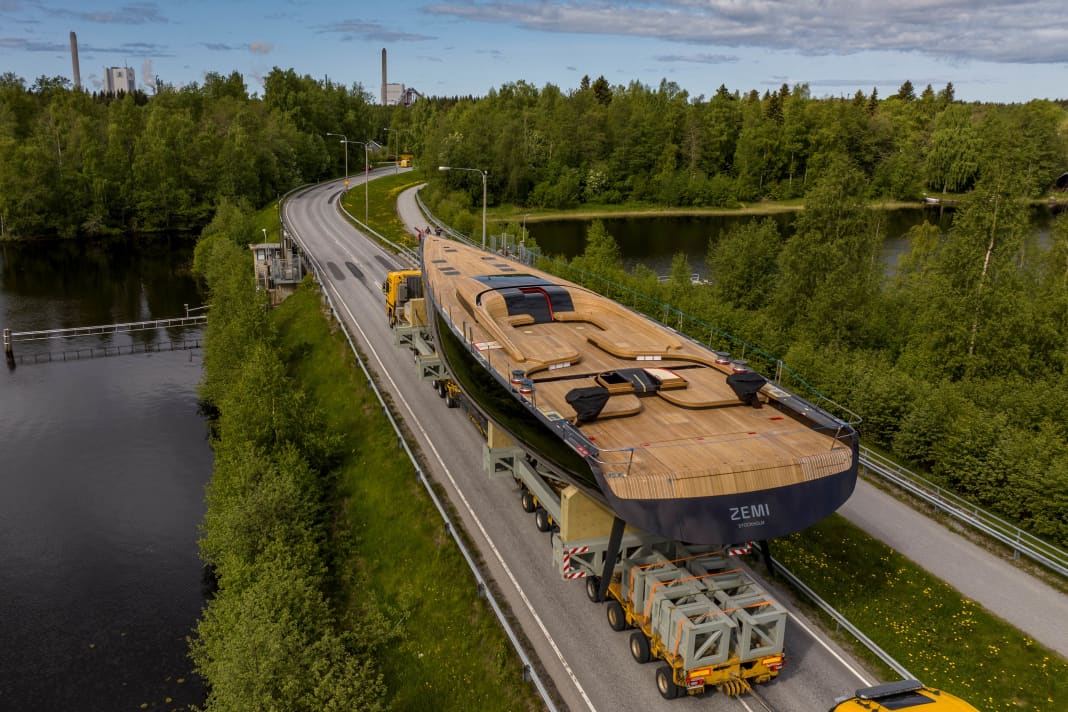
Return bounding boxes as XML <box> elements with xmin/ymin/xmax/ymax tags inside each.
<box><xmin>103</xmin><ymin>66</ymin><xmax>136</xmax><ymax>95</ymax></box>
<box><xmin>380</xmin><ymin>48</ymin><xmax>420</xmax><ymax>106</ymax></box>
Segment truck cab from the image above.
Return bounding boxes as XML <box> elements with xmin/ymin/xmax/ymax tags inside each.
<box><xmin>382</xmin><ymin>269</ymin><xmax>422</xmax><ymax>327</ymax></box>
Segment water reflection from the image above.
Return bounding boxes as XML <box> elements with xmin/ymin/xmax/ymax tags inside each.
<box><xmin>526</xmin><ymin>205</ymin><xmax>1056</xmax><ymax>279</ymax></box>
<box><xmin>0</xmin><ymin>236</ymin><xmax>210</xmax><ymax>711</ymax></box>
<box><xmin>1</xmin><ymin>237</ymin><xmax>203</xmax><ymax>355</ymax></box>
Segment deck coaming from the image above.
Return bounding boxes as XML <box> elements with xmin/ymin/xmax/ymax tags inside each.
<box><xmin>424</xmin><ymin>237</ymin><xmax>850</xmax><ymax>501</ymax></box>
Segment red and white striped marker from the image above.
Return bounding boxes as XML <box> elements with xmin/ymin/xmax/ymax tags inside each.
<box><xmin>727</xmin><ymin>541</ymin><xmax>754</xmax><ymax>556</ymax></box>
<box><xmin>561</xmin><ymin>545</ymin><xmax>590</xmax><ymax>578</ymax></box>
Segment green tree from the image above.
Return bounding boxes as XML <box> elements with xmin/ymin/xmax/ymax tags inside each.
<box><xmin>194</xmin><ymin>234</ymin><xmax>271</xmax><ymax>404</ymax></box>
<box><xmin>203</xmin><ymin>70</ymin><xmax>249</xmax><ymax>101</ymax></box>
<box><xmin>769</xmin><ymin>156</ymin><xmax>883</xmax><ymax>344</ymax></box>
<box><xmin>924</xmin><ymin>105</ymin><xmax>980</xmax><ymax>193</ymax></box>
<box><xmin>779</xmin><ymin>85</ymin><xmax>811</xmax><ymax>197</ymax></box>
<box><xmin>665</xmin><ymin>251</ymin><xmax>694</xmax><ymax>304</ymax></box>
<box><xmin>733</xmin><ymin>92</ymin><xmax>781</xmax><ymax>198</ymax></box>
<box><xmin>99</xmin><ymin>94</ymin><xmax>142</xmax><ymax>228</ymax></box>
<box><xmin>1033</xmin><ymin>213</ymin><xmax>1068</xmax><ymax>373</ymax></box>
<box><xmin>191</xmin><ymin>540</ymin><xmax>387</xmax><ymax>712</ymax></box>
<box><xmin>707</xmin><ymin>218</ymin><xmax>782</xmax><ymax>310</ymax></box>
<box><xmin>591</xmin><ymin>75</ymin><xmax>612</xmax><ymax>105</ymax></box>
<box><xmin>700</xmin><ymin>84</ymin><xmax>741</xmax><ymax>175</ymax></box>
<box><xmin>897</xmin><ymin>171</ymin><xmax>1031</xmax><ymax>379</ymax></box>
<box><xmin>133</xmin><ymin>99</ymin><xmax>202</xmax><ymax>228</ymax></box>
<box><xmin>571</xmin><ymin>219</ymin><xmax>623</xmax><ymax>277</ymax></box>
<box><xmin>200</xmin><ymin>442</ymin><xmax>321</xmax><ymax>570</ymax></box>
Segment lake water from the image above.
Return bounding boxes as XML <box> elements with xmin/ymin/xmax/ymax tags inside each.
<box><xmin>525</xmin><ymin>205</ymin><xmax>1057</xmax><ymax>279</ymax></box>
<box><xmin>0</xmin><ymin>237</ymin><xmax>210</xmax><ymax>711</ymax></box>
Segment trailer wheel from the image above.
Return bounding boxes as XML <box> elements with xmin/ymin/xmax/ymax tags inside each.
<box><xmin>606</xmin><ymin>600</ymin><xmax>628</xmax><ymax>631</ymax></box>
<box><xmin>629</xmin><ymin>631</ymin><xmax>652</xmax><ymax>663</ymax></box>
<box><xmin>656</xmin><ymin>665</ymin><xmax>681</xmax><ymax>699</ymax></box>
<box><xmin>434</xmin><ymin>380</ymin><xmax>446</xmax><ymax>397</ymax></box>
<box><xmin>584</xmin><ymin>576</ymin><xmax>601</xmax><ymax>602</ymax></box>
<box><xmin>534</xmin><ymin>507</ymin><xmax>551</xmax><ymax>532</ymax></box>
<box><xmin>520</xmin><ymin>490</ymin><xmax>536</xmax><ymax>513</ymax></box>
<box><xmin>445</xmin><ymin>392</ymin><xmax>458</xmax><ymax>408</ymax></box>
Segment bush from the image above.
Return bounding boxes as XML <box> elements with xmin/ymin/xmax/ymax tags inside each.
<box><xmin>191</xmin><ymin>211</ymin><xmax>389</xmax><ymax>710</ymax></box>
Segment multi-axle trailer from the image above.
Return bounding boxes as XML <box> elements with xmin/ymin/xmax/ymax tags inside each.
<box><xmin>385</xmin><ymin>270</ymin><xmax>787</xmax><ymax>699</ymax></box>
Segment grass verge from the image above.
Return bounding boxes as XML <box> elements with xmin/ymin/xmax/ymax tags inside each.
<box><xmin>773</xmin><ymin>515</ymin><xmax>1066</xmax><ymax>709</ymax></box>
<box><xmin>340</xmin><ymin>172</ymin><xmax>427</xmax><ymax>249</ymax></box>
<box><xmin>272</xmin><ymin>282</ymin><xmax>541</xmax><ymax>711</ymax></box>
<box><xmin>303</xmin><ymin>172</ymin><xmax>1067</xmax><ymax>709</ymax></box>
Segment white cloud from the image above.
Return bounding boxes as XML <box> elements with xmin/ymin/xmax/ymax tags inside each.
<box><xmin>46</xmin><ymin>2</ymin><xmax>169</xmax><ymax>25</ymax></box>
<box><xmin>316</xmin><ymin>20</ymin><xmax>434</xmax><ymax>42</ymax></box>
<box><xmin>424</xmin><ymin>1</ymin><xmax>1068</xmax><ymax>65</ymax></box>
<box><xmin>655</xmin><ymin>53</ymin><xmax>739</xmax><ymax>65</ymax></box>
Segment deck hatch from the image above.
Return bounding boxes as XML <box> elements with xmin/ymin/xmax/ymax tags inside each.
<box><xmin>498</xmin><ymin>286</ymin><xmax>575</xmax><ymax>324</ymax></box>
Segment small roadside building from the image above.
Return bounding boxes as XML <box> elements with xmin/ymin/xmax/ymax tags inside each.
<box><xmin>249</xmin><ymin>242</ymin><xmax>303</xmax><ymax>305</ymax></box>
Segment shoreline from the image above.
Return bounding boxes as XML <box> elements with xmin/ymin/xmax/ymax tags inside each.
<box><xmin>487</xmin><ymin>196</ymin><xmax>1067</xmax><ymax>224</ymax></box>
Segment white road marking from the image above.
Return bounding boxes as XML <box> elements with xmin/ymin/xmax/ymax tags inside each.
<box><xmin>786</xmin><ymin>609</ymin><xmax>872</xmax><ymax>686</ymax></box>
<box><xmin>322</xmin><ymin>258</ymin><xmax>598</xmax><ymax>712</ymax></box>
<box><xmin>287</xmin><ymin>183</ymin><xmax>875</xmax><ymax>710</ymax></box>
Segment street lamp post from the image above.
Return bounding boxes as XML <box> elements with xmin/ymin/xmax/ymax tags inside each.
<box><xmin>342</xmin><ymin>140</ymin><xmax>370</xmax><ymax>226</ymax></box>
<box><xmin>325</xmin><ymin>132</ymin><xmax>348</xmax><ymax>187</ymax></box>
<box><xmin>438</xmin><ymin>165</ymin><xmax>487</xmax><ymax>249</ymax></box>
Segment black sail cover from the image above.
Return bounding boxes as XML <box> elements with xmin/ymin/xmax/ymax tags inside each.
<box><xmin>726</xmin><ymin>371</ymin><xmax>767</xmax><ymax>405</ymax></box>
<box><xmin>566</xmin><ymin>386</ymin><xmax>611</xmax><ymax>423</ymax></box>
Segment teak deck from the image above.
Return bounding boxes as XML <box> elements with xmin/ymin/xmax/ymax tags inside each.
<box><xmin>424</xmin><ymin>236</ymin><xmax>852</xmax><ymax>503</ymax></box>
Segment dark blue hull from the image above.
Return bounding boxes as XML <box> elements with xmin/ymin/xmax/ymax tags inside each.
<box><xmin>594</xmin><ymin>458</ymin><xmax>858</xmax><ymax>546</ymax></box>
<box><xmin>423</xmin><ymin>248</ymin><xmax>860</xmax><ymax>546</ymax></box>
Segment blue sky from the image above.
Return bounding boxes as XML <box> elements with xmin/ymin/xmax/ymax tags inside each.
<box><xmin>2</xmin><ymin>1</ymin><xmax>1066</xmax><ymax>103</ymax></box>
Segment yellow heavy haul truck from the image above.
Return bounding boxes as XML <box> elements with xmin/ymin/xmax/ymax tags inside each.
<box><xmin>383</xmin><ymin>268</ymin><xmax>465</xmax><ymax>408</ymax></box>
<box><xmin>384</xmin><ymin>268</ymin><xmax>787</xmax><ymax>699</ymax></box>
<box><xmin>383</xmin><ymin>269</ymin><xmax>422</xmax><ymax>328</ymax></box>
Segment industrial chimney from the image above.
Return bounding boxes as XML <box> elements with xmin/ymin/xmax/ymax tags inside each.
<box><xmin>381</xmin><ymin>48</ymin><xmax>387</xmax><ymax>106</ymax></box>
<box><xmin>70</xmin><ymin>31</ymin><xmax>81</xmax><ymax>90</ymax></box>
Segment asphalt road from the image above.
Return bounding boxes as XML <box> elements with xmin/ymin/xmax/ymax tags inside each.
<box><xmin>839</xmin><ymin>478</ymin><xmax>1068</xmax><ymax>657</ymax></box>
<box><xmin>282</xmin><ymin>174</ymin><xmax>881</xmax><ymax>711</ymax></box>
<box><xmin>393</xmin><ymin>182</ymin><xmax>1068</xmax><ymax>663</ymax></box>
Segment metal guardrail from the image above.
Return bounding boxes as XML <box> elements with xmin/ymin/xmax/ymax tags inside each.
<box><xmin>771</xmin><ymin>557</ymin><xmax>914</xmax><ymax>680</ymax></box>
<box><xmin>300</xmin><ymin>177</ymin><xmax>1066</xmax><ymax>708</ymax></box>
<box><xmin>413</xmin><ymin>188</ymin><xmax>861</xmax><ymax>430</ymax></box>
<box><xmin>385</xmin><ymin>186</ymin><xmax>925</xmax><ymax>688</ymax></box>
<box><xmin>413</xmin><ymin>191</ymin><xmax>1068</xmax><ymax>582</ymax></box>
<box><xmin>5</xmin><ymin>315</ymin><xmax>207</xmax><ymax>364</ymax></box>
<box><xmin>861</xmin><ymin>446</ymin><xmax>1068</xmax><ymax>578</ymax></box>
<box><xmin>8</xmin><ymin>338</ymin><xmax>202</xmax><ymax>365</ymax></box>
<box><xmin>281</xmin><ymin>186</ymin><xmax>559</xmax><ymax>712</ymax></box>
<box><xmin>334</xmin><ymin>171</ymin><xmax>421</xmax><ymax>267</ymax></box>
<box><xmin>414</xmin><ymin>188</ymin><xmax>478</xmax><ymax>248</ymax></box>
